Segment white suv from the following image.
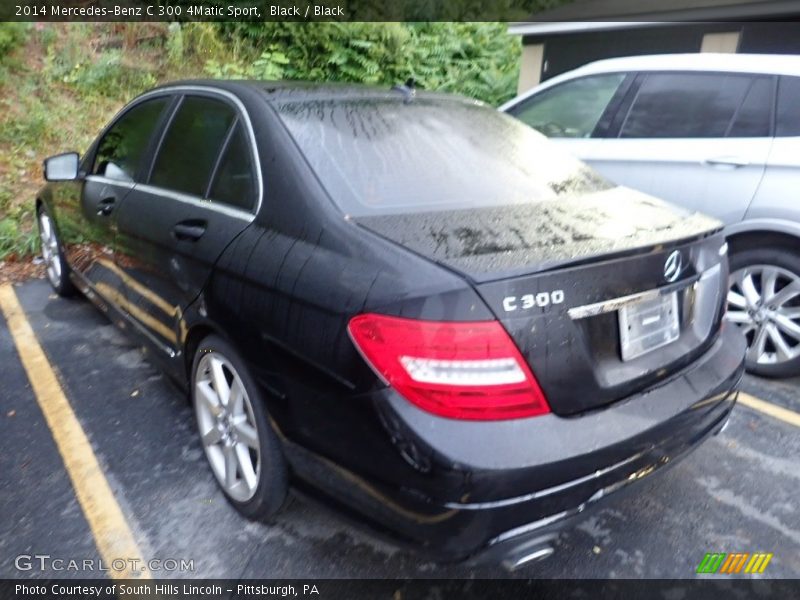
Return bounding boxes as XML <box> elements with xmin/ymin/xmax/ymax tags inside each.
<box><xmin>502</xmin><ymin>53</ymin><xmax>800</xmax><ymax>377</ymax></box>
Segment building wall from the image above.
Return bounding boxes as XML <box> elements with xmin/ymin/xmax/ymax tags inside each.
<box><xmin>700</xmin><ymin>31</ymin><xmax>741</xmax><ymax>52</ymax></box>
<box><xmin>518</xmin><ymin>43</ymin><xmax>544</xmax><ymax>92</ymax></box>
<box><xmin>518</xmin><ymin>22</ymin><xmax>800</xmax><ymax>92</ymax></box>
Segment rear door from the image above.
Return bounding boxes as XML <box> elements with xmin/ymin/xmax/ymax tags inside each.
<box><xmin>747</xmin><ymin>75</ymin><xmax>800</xmax><ymax>225</ymax></box>
<box><xmin>113</xmin><ymin>91</ymin><xmax>260</xmax><ymax>355</ymax></box>
<box><xmin>592</xmin><ymin>71</ymin><xmax>774</xmax><ymax>224</ymax></box>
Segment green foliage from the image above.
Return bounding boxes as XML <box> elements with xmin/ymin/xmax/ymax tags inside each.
<box><xmin>0</xmin><ymin>23</ymin><xmax>28</xmax><ymax>59</ymax></box>
<box><xmin>0</xmin><ymin>106</ymin><xmax>48</xmax><ymax>147</ymax></box>
<box><xmin>166</xmin><ymin>22</ymin><xmax>185</xmax><ymax>65</ymax></box>
<box><xmin>47</xmin><ymin>47</ymin><xmax>156</xmax><ymax>97</ymax></box>
<box><xmin>204</xmin><ymin>22</ymin><xmax>521</xmax><ymax>106</ymax></box>
<box><xmin>0</xmin><ymin>214</ymin><xmax>38</xmax><ymax>260</ymax></box>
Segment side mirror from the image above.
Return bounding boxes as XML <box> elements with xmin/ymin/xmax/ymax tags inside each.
<box><xmin>44</xmin><ymin>152</ymin><xmax>80</xmax><ymax>181</ymax></box>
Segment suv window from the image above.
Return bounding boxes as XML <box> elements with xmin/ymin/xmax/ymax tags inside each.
<box><xmin>509</xmin><ymin>74</ymin><xmax>626</xmax><ymax>138</ymax></box>
<box><xmin>620</xmin><ymin>73</ymin><xmax>753</xmax><ymax>138</ymax></box>
<box><xmin>150</xmin><ymin>96</ymin><xmax>236</xmax><ymax>197</ymax></box>
<box><xmin>776</xmin><ymin>76</ymin><xmax>800</xmax><ymax>136</ymax></box>
<box><xmin>93</xmin><ymin>97</ymin><xmax>168</xmax><ymax>182</ymax></box>
<box><xmin>728</xmin><ymin>77</ymin><xmax>772</xmax><ymax>138</ymax></box>
<box><xmin>208</xmin><ymin>123</ymin><xmax>256</xmax><ymax>211</ymax></box>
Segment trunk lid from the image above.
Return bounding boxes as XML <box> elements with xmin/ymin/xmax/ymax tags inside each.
<box><xmin>354</xmin><ymin>187</ymin><xmax>720</xmax><ymax>283</ymax></box>
<box><xmin>355</xmin><ymin>187</ymin><xmax>729</xmax><ymax>415</ymax></box>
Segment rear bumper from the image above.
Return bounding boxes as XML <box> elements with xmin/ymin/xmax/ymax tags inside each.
<box><xmin>286</xmin><ymin>326</ymin><xmax>746</xmax><ymax>563</ymax></box>
<box><xmin>467</xmin><ymin>386</ymin><xmax>737</xmax><ymax>567</ymax></box>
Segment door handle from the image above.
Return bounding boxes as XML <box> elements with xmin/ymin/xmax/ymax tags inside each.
<box><xmin>96</xmin><ymin>196</ymin><xmax>116</xmax><ymax>216</ymax></box>
<box><xmin>172</xmin><ymin>220</ymin><xmax>207</xmax><ymax>241</ymax></box>
<box><xmin>703</xmin><ymin>157</ymin><xmax>750</xmax><ymax>169</ymax></box>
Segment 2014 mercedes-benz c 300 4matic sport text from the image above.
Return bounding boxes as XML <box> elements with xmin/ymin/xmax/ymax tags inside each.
<box><xmin>36</xmin><ymin>81</ymin><xmax>745</xmax><ymax>566</ymax></box>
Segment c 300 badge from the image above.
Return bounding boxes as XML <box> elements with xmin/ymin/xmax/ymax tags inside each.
<box><xmin>502</xmin><ymin>290</ymin><xmax>564</xmax><ymax>313</ymax></box>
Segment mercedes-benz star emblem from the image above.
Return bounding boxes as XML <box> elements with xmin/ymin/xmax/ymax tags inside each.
<box><xmin>664</xmin><ymin>250</ymin><xmax>683</xmax><ymax>283</ymax></box>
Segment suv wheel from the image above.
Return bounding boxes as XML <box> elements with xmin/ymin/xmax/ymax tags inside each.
<box><xmin>191</xmin><ymin>334</ymin><xmax>288</xmax><ymax>520</ymax></box>
<box><xmin>726</xmin><ymin>247</ymin><xmax>800</xmax><ymax>377</ymax></box>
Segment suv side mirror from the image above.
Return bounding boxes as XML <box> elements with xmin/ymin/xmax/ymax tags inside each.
<box><xmin>44</xmin><ymin>152</ymin><xmax>79</xmax><ymax>181</ymax></box>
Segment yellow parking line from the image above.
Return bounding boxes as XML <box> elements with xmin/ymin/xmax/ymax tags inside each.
<box><xmin>0</xmin><ymin>284</ymin><xmax>149</xmax><ymax>580</ymax></box>
<box><xmin>738</xmin><ymin>392</ymin><xmax>800</xmax><ymax>428</ymax></box>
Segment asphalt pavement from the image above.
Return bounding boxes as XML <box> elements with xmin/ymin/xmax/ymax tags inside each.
<box><xmin>1</xmin><ymin>279</ymin><xmax>798</xmax><ymax>579</ymax></box>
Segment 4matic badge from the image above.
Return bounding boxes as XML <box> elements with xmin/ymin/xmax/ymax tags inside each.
<box><xmin>502</xmin><ymin>290</ymin><xmax>565</xmax><ymax>312</ymax></box>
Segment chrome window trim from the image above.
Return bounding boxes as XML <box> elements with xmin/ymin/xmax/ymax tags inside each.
<box><xmin>84</xmin><ymin>174</ymin><xmax>136</xmax><ymax>189</ymax></box>
<box><xmin>132</xmin><ymin>85</ymin><xmax>264</xmax><ymax>221</ymax></box>
<box><xmin>134</xmin><ymin>183</ymin><xmax>254</xmax><ymax>222</ymax></box>
<box><xmin>86</xmin><ymin>171</ymin><xmax>253</xmax><ymax>222</ymax></box>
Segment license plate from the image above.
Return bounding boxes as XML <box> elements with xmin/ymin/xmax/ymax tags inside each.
<box><xmin>618</xmin><ymin>292</ymin><xmax>680</xmax><ymax>361</ymax></box>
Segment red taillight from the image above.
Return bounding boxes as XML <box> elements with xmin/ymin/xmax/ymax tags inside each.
<box><xmin>347</xmin><ymin>313</ymin><xmax>550</xmax><ymax>421</ymax></box>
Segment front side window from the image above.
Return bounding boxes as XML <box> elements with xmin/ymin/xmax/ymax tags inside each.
<box><xmin>150</xmin><ymin>96</ymin><xmax>236</xmax><ymax>197</ymax></box>
<box><xmin>620</xmin><ymin>73</ymin><xmax>754</xmax><ymax>138</ymax></box>
<box><xmin>509</xmin><ymin>74</ymin><xmax>626</xmax><ymax>138</ymax></box>
<box><xmin>93</xmin><ymin>97</ymin><xmax>168</xmax><ymax>182</ymax></box>
<box><xmin>776</xmin><ymin>76</ymin><xmax>800</xmax><ymax>136</ymax></box>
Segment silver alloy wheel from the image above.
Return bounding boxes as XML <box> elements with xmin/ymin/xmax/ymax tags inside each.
<box><xmin>195</xmin><ymin>352</ymin><xmax>261</xmax><ymax>502</ymax></box>
<box><xmin>38</xmin><ymin>211</ymin><xmax>62</xmax><ymax>289</ymax></box>
<box><xmin>727</xmin><ymin>265</ymin><xmax>800</xmax><ymax>365</ymax></box>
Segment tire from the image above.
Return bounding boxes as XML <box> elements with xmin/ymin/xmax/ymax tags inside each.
<box><xmin>191</xmin><ymin>334</ymin><xmax>288</xmax><ymax>520</ymax></box>
<box><xmin>37</xmin><ymin>205</ymin><xmax>76</xmax><ymax>297</ymax></box>
<box><xmin>726</xmin><ymin>245</ymin><xmax>800</xmax><ymax>377</ymax></box>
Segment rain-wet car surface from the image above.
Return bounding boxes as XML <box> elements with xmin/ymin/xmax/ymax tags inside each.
<box><xmin>33</xmin><ymin>80</ymin><xmax>745</xmax><ymax>564</ymax></box>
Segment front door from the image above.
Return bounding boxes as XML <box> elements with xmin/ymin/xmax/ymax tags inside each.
<box><xmin>66</xmin><ymin>96</ymin><xmax>172</xmax><ymax>304</ymax></box>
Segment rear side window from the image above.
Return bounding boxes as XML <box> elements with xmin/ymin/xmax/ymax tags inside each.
<box><xmin>620</xmin><ymin>73</ymin><xmax>753</xmax><ymax>138</ymax></box>
<box><xmin>150</xmin><ymin>96</ymin><xmax>236</xmax><ymax>197</ymax></box>
<box><xmin>208</xmin><ymin>124</ymin><xmax>256</xmax><ymax>211</ymax></box>
<box><xmin>776</xmin><ymin>76</ymin><xmax>800</xmax><ymax>136</ymax></box>
<box><xmin>93</xmin><ymin>97</ymin><xmax>168</xmax><ymax>182</ymax></box>
<box><xmin>510</xmin><ymin>74</ymin><xmax>626</xmax><ymax>138</ymax></box>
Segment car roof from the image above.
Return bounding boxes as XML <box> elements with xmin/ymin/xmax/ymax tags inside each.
<box><xmin>572</xmin><ymin>53</ymin><xmax>800</xmax><ymax>77</ymax></box>
<box><xmin>149</xmin><ymin>79</ymin><xmax>477</xmax><ymax>105</ymax></box>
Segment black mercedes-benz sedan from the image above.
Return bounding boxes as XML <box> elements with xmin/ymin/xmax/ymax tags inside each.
<box><xmin>36</xmin><ymin>80</ymin><xmax>745</xmax><ymax>566</ymax></box>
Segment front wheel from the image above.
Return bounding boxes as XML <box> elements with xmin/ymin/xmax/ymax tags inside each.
<box><xmin>726</xmin><ymin>246</ymin><xmax>800</xmax><ymax>377</ymax></box>
<box><xmin>191</xmin><ymin>334</ymin><xmax>288</xmax><ymax>520</ymax></box>
<box><xmin>37</xmin><ymin>206</ymin><xmax>76</xmax><ymax>297</ymax></box>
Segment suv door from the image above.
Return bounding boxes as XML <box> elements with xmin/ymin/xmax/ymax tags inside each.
<box><xmin>506</xmin><ymin>73</ymin><xmax>630</xmax><ymax>163</ymax></box>
<box><xmin>113</xmin><ymin>92</ymin><xmax>260</xmax><ymax>356</ymax></box>
<box><xmin>747</xmin><ymin>75</ymin><xmax>800</xmax><ymax>227</ymax></box>
<box><xmin>593</xmin><ymin>72</ymin><xmax>774</xmax><ymax>224</ymax></box>
<box><xmin>62</xmin><ymin>96</ymin><xmax>171</xmax><ymax>300</ymax></box>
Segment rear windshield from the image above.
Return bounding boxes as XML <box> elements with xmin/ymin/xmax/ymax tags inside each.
<box><xmin>275</xmin><ymin>98</ymin><xmax>612</xmax><ymax>216</ymax></box>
